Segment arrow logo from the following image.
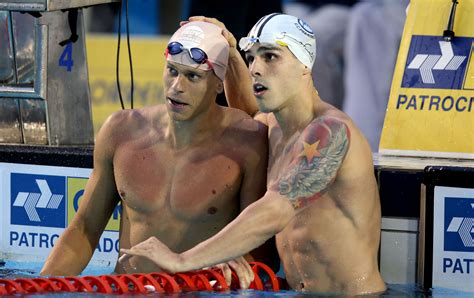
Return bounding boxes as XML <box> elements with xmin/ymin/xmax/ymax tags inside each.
<box><xmin>407</xmin><ymin>41</ymin><xmax>466</xmax><ymax>84</ymax></box>
<box><xmin>13</xmin><ymin>179</ymin><xmax>64</xmax><ymax>222</ymax></box>
<box><xmin>446</xmin><ymin>203</ymin><xmax>474</xmax><ymax>248</ymax></box>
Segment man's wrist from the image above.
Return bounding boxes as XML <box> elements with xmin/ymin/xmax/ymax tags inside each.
<box><xmin>228</xmin><ymin>47</ymin><xmax>240</xmax><ymax>59</ymax></box>
<box><xmin>176</xmin><ymin>253</ymin><xmax>190</xmax><ymax>273</ymax></box>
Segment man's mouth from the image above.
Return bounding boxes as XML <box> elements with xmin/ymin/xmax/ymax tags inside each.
<box><xmin>253</xmin><ymin>83</ymin><xmax>268</xmax><ymax>97</ymax></box>
<box><xmin>167</xmin><ymin>97</ymin><xmax>189</xmax><ymax>106</ymax></box>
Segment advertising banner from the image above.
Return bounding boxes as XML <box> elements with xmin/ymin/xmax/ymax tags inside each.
<box><xmin>379</xmin><ymin>0</ymin><xmax>474</xmax><ymax>158</ymax></box>
<box><xmin>0</xmin><ymin>163</ymin><xmax>120</xmax><ymax>268</ymax></box>
<box><xmin>86</xmin><ymin>35</ymin><xmax>168</xmax><ymax>135</ymax></box>
<box><xmin>432</xmin><ymin>186</ymin><xmax>474</xmax><ymax>291</ymax></box>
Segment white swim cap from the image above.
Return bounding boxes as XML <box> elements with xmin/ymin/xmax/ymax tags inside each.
<box><xmin>167</xmin><ymin>21</ymin><xmax>229</xmax><ymax>81</ymax></box>
<box><xmin>239</xmin><ymin>13</ymin><xmax>316</xmax><ymax>69</ymax></box>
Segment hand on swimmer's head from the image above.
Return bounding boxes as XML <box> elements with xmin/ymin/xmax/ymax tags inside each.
<box><xmin>181</xmin><ymin>16</ymin><xmax>239</xmax><ymax>58</ymax></box>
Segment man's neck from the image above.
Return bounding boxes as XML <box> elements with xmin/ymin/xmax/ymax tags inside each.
<box><xmin>167</xmin><ymin>104</ymin><xmax>223</xmax><ymax>150</ymax></box>
<box><xmin>273</xmin><ymin>87</ymin><xmax>320</xmax><ymax>138</ymax></box>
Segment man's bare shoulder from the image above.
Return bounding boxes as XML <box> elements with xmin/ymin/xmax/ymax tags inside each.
<box><xmin>314</xmin><ymin>108</ymin><xmax>374</xmax><ymax>176</ymax></box>
<box><xmin>222</xmin><ymin>107</ymin><xmax>268</xmax><ymax>140</ymax></box>
<box><xmin>99</xmin><ymin>105</ymin><xmax>168</xmax><ymax>143</ymax></box>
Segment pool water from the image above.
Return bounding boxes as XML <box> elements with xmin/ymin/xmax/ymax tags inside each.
<box><xmin>1</xmin><ymin>260</ymin><xmax>472</xmax><ymax>297</ymax></box>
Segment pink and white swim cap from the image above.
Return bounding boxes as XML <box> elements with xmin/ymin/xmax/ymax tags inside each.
<box><xmin>239</xmin><ymin>13</ymin><xmax>316</xmax><ymax>69</ymax></box>
<box><xmin>167</xmin><ymin>21</ymin><xmax>229</xmax><ymax>81</ymax></box>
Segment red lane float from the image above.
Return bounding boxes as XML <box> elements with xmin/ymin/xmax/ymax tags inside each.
<box><xmin>0</xmin><ymin>261</ymin><xmax>283</xmax><ymax>295</ymax></box>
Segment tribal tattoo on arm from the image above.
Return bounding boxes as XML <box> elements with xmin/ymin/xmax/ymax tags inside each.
<box><xmin>277</xmin><ymin>117</ymin><xmax>350</xmax><ymax>209</ymax></box>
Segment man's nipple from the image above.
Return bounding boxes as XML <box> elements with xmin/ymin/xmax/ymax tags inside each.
<box><xmin>207</xmin><ymin>206</ymin><xmax>218</xmax><ymax>214</ymax></box>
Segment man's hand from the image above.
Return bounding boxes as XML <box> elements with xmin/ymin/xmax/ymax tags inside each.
<box><xmin>182</xmin><ymin>16</ymin><xmax>238</xmax><ymax>58</ymax></box>
<box><xmin>213</xmin><ymin>256</ymin><xmax>255</xmax><ymax>289</ymax></box>
<box><xmin>119</xmin><ymin>236</ymin><xmax>182</xmax><ymax>273</ymax></box>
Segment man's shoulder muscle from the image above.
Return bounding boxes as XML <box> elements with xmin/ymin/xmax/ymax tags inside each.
<box><xmin>274</xmin><ymin>116</ymin><xmax>351</xmax><ymax>209</ymax></box>
<box><xmin>224</xmin><ymin>107</ymin><xmax>268</xmax><ymax>143</ymax></box>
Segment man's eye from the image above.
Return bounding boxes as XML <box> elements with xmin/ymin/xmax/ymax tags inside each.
<box><xmin>187</xmin><ymin>73</ymin><xmax>200</xmax><ymax>80</ymax></box>
<box><xmin>168</xmin><ymin>67</ymin><xmax>178</xmax><ymax>76</ymax></box>
<box><xmin>265</xmin><ymin>53</ymin><xmax>276</xmax><ymax>61</ymax></box>
<box><xmin>246</xmin><ymin>56</ymin><xmax>254</xmax><ymax>63</ymax></box>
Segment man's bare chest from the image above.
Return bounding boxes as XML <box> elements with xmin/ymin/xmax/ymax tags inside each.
<box><xmin>113</xmin><ymin>144</ymin><xmax>243</xmax><ymax>218</ymax></box>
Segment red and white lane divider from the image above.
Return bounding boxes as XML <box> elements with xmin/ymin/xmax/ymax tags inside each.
<box><xmin>0</xmin><ymin>262</ymin><xmax>287</xmax><ymax>295</ymax></box>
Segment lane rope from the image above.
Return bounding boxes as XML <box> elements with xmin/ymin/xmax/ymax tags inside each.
<box><xmin>0</xmin><ymin>262</ymin><xmax>285</xmax><ymax>294</ymax></box>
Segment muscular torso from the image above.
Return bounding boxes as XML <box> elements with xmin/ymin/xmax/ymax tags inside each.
<box><xmin>265</xmin><ymin>109</ymin><xmax>385</xmax><ymax>294</ymax></box>
<box><xmin>113</xmin><ymin>106</ymin><xmax>264</xmax><ymax>273</ymax></box>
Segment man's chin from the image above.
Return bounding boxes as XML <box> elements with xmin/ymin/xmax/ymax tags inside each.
<box><xmin>167</xmin><ymin>110</ymin><xmax>191</xmax><ymax>122</ymax></box>
<box><xmin>257</xmin><ymin>103</ymin><xmax>274</xmax><ymax>114</ymax></box>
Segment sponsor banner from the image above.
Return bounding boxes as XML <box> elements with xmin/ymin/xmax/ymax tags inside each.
<box><xmin>379</xmin><ymin>0</ymin><xmax>474</xmax><ymax>158</ymax></box>
<box><xmin>0</xmin><ymin>163</ymin><xmax>120</xmax><ymax>266</ymax></box>
<box><xmin>433</xmin><ymin>186</ymin><xmax>474</xmax><ymax>292</ymax></box>
<box><xmin>86</xmin><ymin>35</ymin><xmax>168</xmax><ymax>135</ymax></box>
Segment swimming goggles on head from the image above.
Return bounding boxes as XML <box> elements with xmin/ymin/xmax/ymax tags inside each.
<box><xmin>165</xmin><ymin>41</ymin><xmax>213</xmax><ymax>70</ymax></box>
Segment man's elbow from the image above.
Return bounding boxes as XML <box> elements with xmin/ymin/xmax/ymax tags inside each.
<box><xmin>258</xmin><ymin>196</ymin><xmax>295</xmax><ymax>236</ymax></box>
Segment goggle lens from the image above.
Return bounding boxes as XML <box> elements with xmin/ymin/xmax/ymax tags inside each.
<box><xmin>167</xmin><ymin>42</ymin><xmax>209</xmax><ymax>65</ymax></box>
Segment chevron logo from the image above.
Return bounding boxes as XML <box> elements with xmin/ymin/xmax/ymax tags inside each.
<box><xmin>13</xmin><ymin>179</ymin><xmax>63</xmax><ymax>222</ymax></box>
<box><xmin>11</xmin><ymin>173</ymin><xmax>66</xmax><ymax>228</ymax></box>
<box><xmin>402</xmin><ymin>35</ymin><xmax>472</xmax><ymax>89</ymax></box>
<box><xmin>407</xmin><ymin>41</ymin><xmax>466</xmax><ymax>84</ymax></box>
<box><xmin>444</xmin><ymin>197</ymin><xmax>474</xmax><ymax>252</ymax></box>
<box><xmin>447</xmin><ymin>215</ymin><xmax>474</xmax><ymax>248</ymax></box>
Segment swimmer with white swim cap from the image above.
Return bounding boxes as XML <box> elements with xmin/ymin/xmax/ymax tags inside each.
<box><xmin>239</xmin><ymin>13</ymin><xmax>316</xmax><ymax>70</ymax></box>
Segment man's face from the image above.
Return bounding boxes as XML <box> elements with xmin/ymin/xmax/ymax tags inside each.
<box><xmin>163</xmin><ymin>61</ymin><xmax>221</xmax><ymax>121</ymax></box>
<box><xmin>245</xmin><ymin>43</ymin><xmax>305</xmax><ymax>113</ymax></box>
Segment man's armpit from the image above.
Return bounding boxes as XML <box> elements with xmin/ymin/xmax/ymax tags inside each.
<box><xmin>276</xmin><ymin>117</ymin><xmax>350</xmax><ymax>209</ymax></box>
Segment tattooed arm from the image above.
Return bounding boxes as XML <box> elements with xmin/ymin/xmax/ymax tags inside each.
<box><xmin>277</xmin><ymin>116</ymin><xmax>350</xmax><ymax>209</ymax></box>
<box><xmin>119</xmin><ymin>117</ymin><xmax>351</xmax><ymax>273</ymax></box>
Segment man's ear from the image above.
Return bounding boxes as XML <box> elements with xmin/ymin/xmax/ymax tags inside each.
<box><xmin>216</xmin><ymin>81</ymin><xmax>224</xmax><ymax>94</ymax></box>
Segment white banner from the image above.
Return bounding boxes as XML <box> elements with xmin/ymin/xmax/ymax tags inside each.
<box><xmin>0</xmin><ymin>162</ymin><xmax>119</xmax><ymax>269</ymax></box>
<box><xmin>433</xmin><ymin>186</ymin><xmax>474</xmax><ymax>291</ymax></box>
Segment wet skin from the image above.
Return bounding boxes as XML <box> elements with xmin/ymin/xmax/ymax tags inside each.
<box><xmin>40</xmin><ymin>61</ymin><xmax>269</xmax><ymax>276</ymax></box>
<box><xmin>118</xmin><ymin>24</ymin><xmax>386</xmax><ymax>295</ymax></box>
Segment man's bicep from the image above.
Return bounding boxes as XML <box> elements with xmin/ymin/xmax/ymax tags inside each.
<box><xmin>274</xmin><ymin>117</ymin><xmax>350</xmax><ymax>210</ymax></box>
<box><xmin>75</xmin><ymin>124</ymin><xmax>120</xmax><ymax>233</ymax></box>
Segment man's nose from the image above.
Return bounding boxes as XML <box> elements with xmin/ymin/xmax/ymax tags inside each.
<box><xmin>249</xmin><ymin>60</ymin><xmax>262</xmax><ymax>78</ymax></box>
<box><xmin>171</xmin><ymin>75</ymin><xmax>185</xmax><ymax>93</ymax></box>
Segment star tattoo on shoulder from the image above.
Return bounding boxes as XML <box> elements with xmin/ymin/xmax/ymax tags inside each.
<box><xmin>276</xmin><ymin>117</ymin><xmax>350</xmax><ymax>209</ymax></box>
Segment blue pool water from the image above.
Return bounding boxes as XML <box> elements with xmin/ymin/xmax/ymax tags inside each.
<box><xmin>1</xmin><ymin>260</ymin><xmax>472</xmax><ymax>297</ymax></box>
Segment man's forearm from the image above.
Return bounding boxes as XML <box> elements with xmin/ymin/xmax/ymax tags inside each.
<box><xmin>224</xmin><ymin>48</ymin><xmax>259</xmax><ymax>116</ymax></box>
<box><xmin>178</xmin><ymin>194</ymin><xmax>294</xmax><ymax>272</ymax></box>
<box><xmin>40</xmin><ymin>228</ymin><xmax>96</xmax><ymax>276</ymax></box>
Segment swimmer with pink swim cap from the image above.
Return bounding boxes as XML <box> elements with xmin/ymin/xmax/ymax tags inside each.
<box><xmin>40</xmin><ymin>18</ymin><xmax>273</xmax><ymax>286</ymax></box>
<box><xmin>166</xmin><ymin>21</ymin><xmax>229</xmax><ymax>81</ymax></box>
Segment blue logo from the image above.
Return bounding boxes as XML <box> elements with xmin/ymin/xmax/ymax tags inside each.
<box><xmin>297</xmin><ymin>19</ymin><xmax>313</xmax><ymax>35</ymax></box>
<box><xmin>11</xmin><ymin>173</ymin><xmax>66</xmax><ymax>228</ymax></box>
<box><xmin>444</xmin><ymin>197</ymin><xmax>474</xmax><ymax>252</ymax></box>
<box><xmin>402</xmin><ymin>35</ymin><xmax>472</xmax><ymax>89</ymax></box>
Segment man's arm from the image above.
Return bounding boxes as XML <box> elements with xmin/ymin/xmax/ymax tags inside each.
<box><xmin>40</xmin><ymin>113</ymin><xmax>122</xmax><ymax>276</ymax></box>
<box><xmin>237</xmin><ymin>121</ymin><xmax>279</xmax><ymax>272</ymax></box>
<box><xmin>188</xmin><ymin>16</ymin><xmax>260</xmax><ymax>117</ymax></box>
<box><xmin>120</xmin><ymin>116</ymin><xmax>351</xmax><ymax>273</ymax></box>
<box><xmin>224</xmin><ymin>48</ymin><xmax>260</xmax><ymax>117</ymax></box>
